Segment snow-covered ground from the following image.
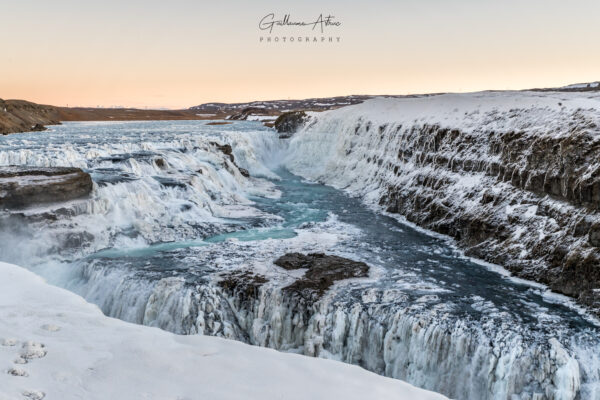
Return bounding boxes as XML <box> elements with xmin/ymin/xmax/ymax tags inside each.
<box><xmin>0</xmin><ymin>262</ymin><xmax>446</xmax><ymax>400</ymax></box>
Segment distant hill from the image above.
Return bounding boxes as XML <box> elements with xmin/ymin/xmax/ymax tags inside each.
<box><xmin>189</xmin><ymin>95</ymin><xmax>380</xmax><ymax>114</ymax></box>
<box><xmin>0</xmin><ymin>99</ymin><xmax>61</xmax><ymax>135</ymax></box>
<box><xmin>55</xmin><ymin>107</ymin><xmax>212</xmax><ymax>122</ymax></box>
<box><xmin>530</xmin><ymin>81</ymin><xmax>600</xmax><ymax>92</ymax></box>
<box><xmin>190</xmin><ymin>82</ymin><xmax>600</xmax><ymax>115</ymax></box>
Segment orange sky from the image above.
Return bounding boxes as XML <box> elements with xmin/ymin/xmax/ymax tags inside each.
<box><xmin>1</xmin><ymin>0</ymin><xmax>599</xmax><ymax>109</ymax></box>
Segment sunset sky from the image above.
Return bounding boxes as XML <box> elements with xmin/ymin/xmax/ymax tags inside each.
<box><xmin>1</xmin><ymin>0</ymin><xmax>599</xmax><ymax>109</ymax></box>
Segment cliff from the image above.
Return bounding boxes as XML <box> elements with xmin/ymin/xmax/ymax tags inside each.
<box><xmin>0</xmin><ymin>99</ymin><xmax>61</xmax><ymax>134</ymax></box>
<box><xmin>284</xmin><ymin>92</ymin><xmax>600</xmax><ymax>315</ymax></box>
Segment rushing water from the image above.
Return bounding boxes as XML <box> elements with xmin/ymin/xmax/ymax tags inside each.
<box><xmin>0</xmin><ymin>121</ymin><xmax>599</xmax><ymax>400</ymax></box>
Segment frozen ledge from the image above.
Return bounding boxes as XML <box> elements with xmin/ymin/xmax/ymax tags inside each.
<box><xmin>0</xmin><ymin>262</ymin><xmax>446</xmax><ymax>400</ymax></box>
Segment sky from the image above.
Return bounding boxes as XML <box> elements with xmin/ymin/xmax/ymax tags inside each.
<box><xmin>1</xmin><ymin>0</ymin><xmax>599</xmax><ymax>109</ymax></box>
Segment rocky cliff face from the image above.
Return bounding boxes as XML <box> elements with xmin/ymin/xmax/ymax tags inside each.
<box><xmin>0</xmin><ymin>166</ymin><xmax>93</xmax><ymax>209</ymax></box>
<box><xmin>284</xmin><ymin>92</ymin><xmax>600</xmax><ymax>315</ymax></box>
<box><xmin>274</xmin><ymin>111</ymin><xmax>307</xmax><ymax>137</ymax></box>
<box><xmin>378</xmin><ymin>122</ymin><xmax>600</xmax><ymax>312</ymax></box>
<box><xmin>0</xmin><ymin>99</ymin><xmax>61</xmax><ymax>134</ymax></box>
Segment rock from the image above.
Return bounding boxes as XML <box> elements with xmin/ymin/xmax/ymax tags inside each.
<box><xmin>589</xmin><ymin>223</ymin><xmax>600</xmax><ymax>247</ymax></box>
<box><xmin>274</xmin><ymin>253</ymin><xmax>369</xmax><ymax>297</ymax></box>
<box><xmin>273</xmin><ymin>111</ymin><xmax>307</xmax><ymax>137</ymax></box>
<box><xmin>0</xmin><ymin>166</ymin><xmax>93</xmax><ymax>209</ymax></box>
<box><xmin>92</xmin><ymin>168</ymin><xmax>139</xmax><ymax>186</ymax></box>
<box><xmin>210</xmin><ymin>142</ymin><xmax>234</xmax><ymax>162</ymax></box>
<box><xmin>152</xmin><ymin>176</ymin><xmax>188</xmax><ymax>188</ymax></box>
<box><xmin>344</xmin><ymin>120</ymin><xmax>600</xmax><ymax>313</ymax></box>
<box><xmin>154</xmin><ymin>158</ymin><xmax>167</xmax><ymax>169</ymax></box>
<box><xmin>216</xmin><ymin>253</ymin><xmax>370</xmax><ymax>305</ymax></box>
<box><xmin>573</xmin><ymin>218</ymin><xmax>591</xmax><ymax>237</ymax></box>
<box><xmin>210</xmin><ymin>142</ymin><xmax>251</xmax><ymax>177</ymax></box>
<box><xmin>218</xmin><ymin>271</ymin><xmax>268</xmax><ymax>298</ymax></box>
<box><xmin>0</xmin><ymin>99</ymin><xmax>61</xmax><ymax>135</ymax></box>
<box><xmin>229</xmin><ymin>107</ymin><xmax>272</xmax><ymax>121</ymax></box>
<box><xmin>238</xmin><ymin>168</ymin><xmax>250</xmax><ymax>178</ymax></box>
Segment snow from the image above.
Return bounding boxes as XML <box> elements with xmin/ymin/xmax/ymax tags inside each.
<box><xmin>560</xmin><ymin>82</ymin><xmax>600</xmax><ymax>89</ymax></box>
<box><xmin>0</xmin><ymin>261</ymin><xmax>447</xmax><ymax>400</ymax></box>
<box><xmin>245</xmin><ymin>115</ymin><xmax>277</xmax><ymax>121</ymax></box>
<box><xmin>303</xmin><ymin>91</ymin><xmax>600</xmax><ymax>130</ymax></box>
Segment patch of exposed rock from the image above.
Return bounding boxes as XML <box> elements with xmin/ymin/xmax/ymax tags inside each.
<box><xmin>210</xmin><ymin>142</ymin><xmax>250</xmax><ymax>177</ymax></box>
<box><xmin>274</xmin><ymin>253</ymin><xmax>369</xmax><ymax>299</ymax></box>
<box><xmin>218</xmin><ymin>271</ymin><xmax>268</xmax><ymax>298</ymax></box>
<box><xmin>228</xmin><ymin>107</ymin><xmax>273</xmax><ymax>121</ymax></box>
<box><xmin>0</xmin><ymin>166</ymin><xmax>93</xmax><ymax>209</ymax></box>
<box><xmin>274</xmin><ymin>111</ymin><xmax>307</xmax><ymax>138</ymax></box>
<box><xmin>218</xmin><ymin>253</ymin><xmax>369</xmax><ymax>302</ymax></box>
<box><xmin>0</xmin><ymin>99</ymin><xmax>61</xmax><ymax>134</ymax></box>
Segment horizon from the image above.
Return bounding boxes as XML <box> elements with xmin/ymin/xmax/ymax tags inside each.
<box><xmin>2</xmin><ymin>0</ymin><xmax>600</xmax><ymax>109</ymax></box>
<box><xmin>8</xmin><ymin>81</ymin><xmax>600</xmax><ymax>110</ymax></box>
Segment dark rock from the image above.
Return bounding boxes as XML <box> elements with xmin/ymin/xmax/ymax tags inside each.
<box><xmin>0</xmin><ymin>166</ymin><xmax>93</xmax><ymax>209</ymax></box>
<box><xmin>31</xmin><ymin>123</ymin><xmax>46</xmax><ymax>131</ymax></box>
<box><xmin>238</xmin><ymin>168</ymin><xmax>250</xmax><ymax>178</ymax></box>
<box><xmin>229</xmin><ymin>107</ymin><xmax>272</xmax><ymax>121</ymax></box>
<box><xmin>589</xmin><ymin>223</ymin><xmax>600</xmax><ymax>247</ymax></box>
<box><xmin>154</xmin><ymin>158</ymin><xmax>167</xmax><ymax>169</ymax></box>
<box><xmin>274</xmin><ymin>252</ymin><xmax>369</xmax><ymax>298</ymax></box>
<box><xmin>57</xmin><ymin>231</ymin><xmax>95</xmax><ymax>249</ymax></box>
<box><xmin>91</xmin><ymin>168</ymin><xmax>139</xmax><ymax>186</ymax></box>
<box><xmin>274</xmin><ymin>111</ymin><xmax>307</xmax><ymax>137</ymax></box>
<box><xmin>210</xmin><ymin>142</ymin><xmax>234</xmax><ymax>162</ymax></box>
<box><xmin>573</xmin><ymin>218</ymin><xmax>591</xmax><ymax>237</ymax></box>
<box><xmin>210</xmin><ymin>142</ymin><xmax>250</xmax><ymax>177</ymax></box>
<box><xmin>97</xmin><ymin>154</ymin><xmax>129</xmax><ymax>163</ymax></box>
<box><xmin>218</xmin><ymin>271</ymin><xmax>268</xmax><ymax>298</ymax></box>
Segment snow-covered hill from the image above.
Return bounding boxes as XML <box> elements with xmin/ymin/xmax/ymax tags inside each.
<box><xmin>189</xmin><ymin>95</ymin><xmax>378</xmax><ymax>113</ymax></box>
<box><xmin>0</xmin><ymin>261</ymin><xmax>446</xmax><ymax>400</ymax></box>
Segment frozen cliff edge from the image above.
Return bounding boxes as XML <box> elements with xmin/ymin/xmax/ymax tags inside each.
<box><xmin>0</xmin><ymin>261</ymin><xmax>446</xmax><ymax>400</ymax></box>
<box><xmin>284</xmin><ymin>91</ymin><xmax>600</xmax><ymax>315</ymax></box>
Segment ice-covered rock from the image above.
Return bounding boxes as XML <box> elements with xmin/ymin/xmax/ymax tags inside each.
<box><xmin>0</xmin><ymin>166</ymin><xmax>92</xmax><ymax>209</ymax></box>
<box><xmin>274</xmin><ymin>252</ymin><xmax>369</xmax><ymax>298</ymax></box>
